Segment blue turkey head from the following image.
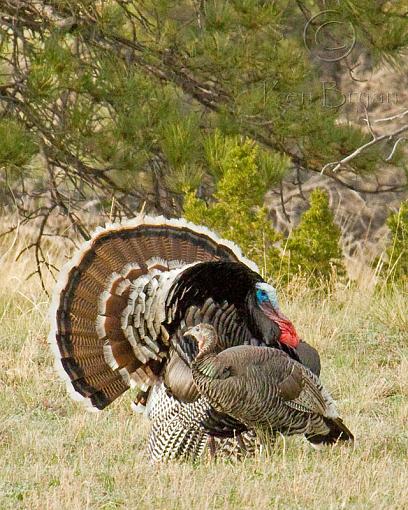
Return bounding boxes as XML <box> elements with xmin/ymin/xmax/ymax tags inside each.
<box><xmin>255</xmin><ymin>282</ymin><xmax>299</xmax><ymax>348</ymax></box>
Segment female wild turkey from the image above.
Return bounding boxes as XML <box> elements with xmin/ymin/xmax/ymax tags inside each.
<box><xmin>187</xmin><ymin>324</ymin><xmax>354</xmax><ymax>447</ymax></box>
<box><xmin>49</xmin><ymin>214</ymin><xmax>321</xmax><ymax>461</ymax></box>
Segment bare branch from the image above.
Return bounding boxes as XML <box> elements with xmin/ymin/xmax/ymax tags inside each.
<box><xmin>279</xmin><ymin>181</ymin><xmax>291</xmax><ymax>224</ymax></box>
<box><xmin>321</xmin><ymin>124</ymin><xmax>408</xmax><ymax>174</ymax></box>
<box><xmin>374</xmin><ymin>108</ymin><xmax>408</xmax><ymax>124</ymax></box>
<box><xmin>362</xmin><ymin>106</ymin><xmax>377</xmax><ymax>139</ymax></box>
<box><xmin>386</xmin><ymin>137</ymin><xmax>408</xmax><ymax>161</ymax></box>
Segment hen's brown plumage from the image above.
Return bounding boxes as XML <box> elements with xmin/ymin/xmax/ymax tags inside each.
<box><xmin>189</xmin><ymin>324</ymin><xmax>354</xmax><ymax>446</ymax></box>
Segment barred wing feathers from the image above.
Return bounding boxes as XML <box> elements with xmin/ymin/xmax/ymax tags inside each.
<box><xmin>193</xmin><ymin>346</ymin><xmax>353</xmax><ymax>444</ymax></box>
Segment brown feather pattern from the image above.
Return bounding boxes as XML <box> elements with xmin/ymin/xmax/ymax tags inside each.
<box><xmin>190</xmin><ymin>325</ymin><xmax>353</xmax><ymax>445</ymax></box>
<box><xmin>51</xmin><ymin>217</ymin><xmax>247</xmax><ymax>412</ymax></box>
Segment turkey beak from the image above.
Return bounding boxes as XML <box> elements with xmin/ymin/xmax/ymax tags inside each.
<box><xmin>183</xmin><ymin>327</ymin><xmax>194</xmax><ymax>338</ymax></box>
<box><xmin>183</xmin><ymin>327</ymin><xmax>196</xmax><ymax>344</ymax></box>
<box><xmin>183</xmin><ymin>328</ymin><xmax>204</xmax><ymax>352</ymax></box>
<box><xmin>184</xmin><ymin>327</ymin><xmax>199</xmax><ymax>344</ymax></box>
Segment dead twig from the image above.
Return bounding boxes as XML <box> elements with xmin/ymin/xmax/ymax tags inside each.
<box><xmin>374</xmin><ymin>108</ymin><xmax>408</xmax><ymax>124</ymax></box>
<box><xmin>321</xmin><ymin>124</ymin><xmax>408</xmax><ymax>174</ymax></box>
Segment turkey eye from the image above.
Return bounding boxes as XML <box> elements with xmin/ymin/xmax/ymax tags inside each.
<box><xmin>256</xmin><ymin>289</ymin><xmax>268</xmax><ymax>303</ymax></box>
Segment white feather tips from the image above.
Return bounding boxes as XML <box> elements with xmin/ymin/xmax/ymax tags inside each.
<box><xmin>131</xmin><ymin>401</ymin><xmax>147</xmax><ymax>415</ymax></box>
<box><xmin>103</xmin><ymin>342</ymin><xmax>118</xmax><ymax>370</ymax></box>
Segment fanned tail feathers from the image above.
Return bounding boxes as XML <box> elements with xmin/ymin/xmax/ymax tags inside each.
<box><xmin>49</xmin><ymin>214</ymin><xmax>255</xmax><ymax>411</ymax></box>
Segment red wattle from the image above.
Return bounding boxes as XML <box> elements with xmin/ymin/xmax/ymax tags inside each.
<box><xmin>260</xmin><ymin>303</ymin><xmax>300</xmax><ymax>348</ymax></box>
<box><xmin>275</xmin><ymin>319</ymin><xmax>300</xmax><ymax>348</ymax></box>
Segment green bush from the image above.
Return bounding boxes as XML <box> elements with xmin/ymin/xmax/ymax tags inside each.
<box><xmin>284</xmin><ymin>189</ymin><xmax>345</xmax><ymax>282</ymax></box>
<box><xmin>383</xmin><ymin>200</ymin><xmax>408</xmax><ymax>282</ymax></box>
<box><xmin>183</xmin><ymin>138</ymin><xmax>346</xmax><ymax>283</ymax></box>
<box><xmin>0</xmin><ymin>120</ymin><xmax>37</xmax><ymax>177</ymax></box>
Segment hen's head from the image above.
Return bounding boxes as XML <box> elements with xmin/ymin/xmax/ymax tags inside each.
<box><xmin>184</xmin><ymin>323</ymin><xmax>218</xmax><ymax>356</ymax></box>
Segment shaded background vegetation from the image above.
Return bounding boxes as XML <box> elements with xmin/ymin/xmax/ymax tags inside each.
<box><xmin>1</xmin><ymin>0</ymin><xmax>407</xmax><ymax>283</ymax></box>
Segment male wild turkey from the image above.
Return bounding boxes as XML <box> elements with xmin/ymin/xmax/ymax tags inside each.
<box><xmin>187</xmin><ymin>324</ymin><xmax>354</xmax><ymax>447</ymax></box>
<box><xmin>49</xmin><ymin>215</ymin><xmax>321</xmax><ymax>461</ymax></box>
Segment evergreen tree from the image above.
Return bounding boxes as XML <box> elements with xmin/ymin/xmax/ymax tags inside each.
<box><xmin>285</xmin><ymin>189</ymin><xmax>345</xmax><ymax>281</ymax></box>
<box><xmin>183</xmin><ymin>136</ymin><xmax>286</xmax><ymax>274</ymax></box>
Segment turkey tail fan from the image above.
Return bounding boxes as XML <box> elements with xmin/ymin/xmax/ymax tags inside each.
<box><xmin>306</xmin><ymin>417</ymin><xmax>354</xmax><ymax>446</ymax></box>
<box><xmin>49</xmin><ymin>214</ymin><xmax>257</xmax><ymax>411</ymax></box>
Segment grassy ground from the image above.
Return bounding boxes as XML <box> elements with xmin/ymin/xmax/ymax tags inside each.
<box><xmin>0</xmin><ymin>234</ymin><xmax>407</xmax><ymax>510</ymax></box>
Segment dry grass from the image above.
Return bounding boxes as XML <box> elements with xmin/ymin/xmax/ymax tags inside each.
<box><xmin>0</xmin><ymin>231</ymin><xmax>407</xmax><ymax>510</ymax></box>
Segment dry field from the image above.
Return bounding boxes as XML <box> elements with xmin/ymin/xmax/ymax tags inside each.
<box><xmin>0</xmin><ymin>231</ymin><xmax>407</xmax><ymax>510</ymax></box>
